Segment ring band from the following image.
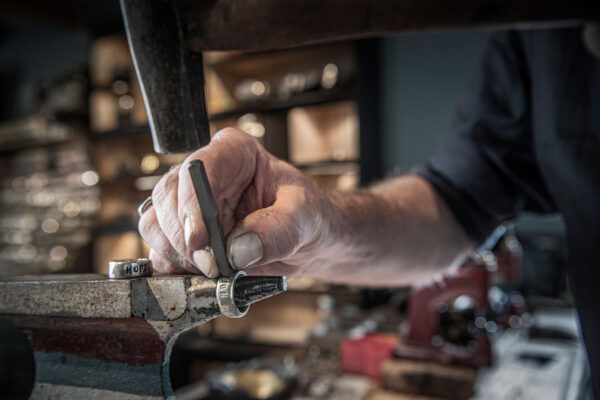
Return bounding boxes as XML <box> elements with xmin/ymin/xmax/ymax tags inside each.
<box><xmin>138</xmin><ymin>196</ymin><xmax>153</xmax><ymax>218</ymax></box>
<box><xmin>216</xmin><ymin>271</ymin><xmax>249</xmax><ymax>318</ymax></box>
<box><xmin>108</xmin><ymin>258</ymin><xmax>153</xmax><ymax>279</ymax></box>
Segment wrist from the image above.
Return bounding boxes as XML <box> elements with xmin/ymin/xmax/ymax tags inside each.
<box><xmin>307</xmin><ymin>190</ymin><xmax>344</xmax><ymax>257</ymax></box>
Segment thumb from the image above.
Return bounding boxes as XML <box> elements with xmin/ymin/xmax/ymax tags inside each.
<box><xmin>226</xmin><ymin>190</ymin><xmax>308</xmax><ymax>270</ymax></box>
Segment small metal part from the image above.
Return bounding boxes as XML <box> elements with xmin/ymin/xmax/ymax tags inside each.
<box><xmin>188</xmin><ymin>160</ymin><xmax>235</xmax><ymax>277</ymax></box>
<box><xmin>137</xmin><ymin>196</ymin><xmax>153</xmax><ymax>218</ymax></box>
<box><xmin>108</xmin><ymin>258</ymin><xmax>153</xmax><ymax>279</ymax></box>
<box><xmin>216</xmin><ymin>271</ymin><xmax>249</xmax><ymax>318</ymax></box>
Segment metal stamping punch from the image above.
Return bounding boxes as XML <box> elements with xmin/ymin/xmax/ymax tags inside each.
<box><xmin>188</xmin><ymin>160</ymin><xmax>250</xmax><ymax>318</ymax></box>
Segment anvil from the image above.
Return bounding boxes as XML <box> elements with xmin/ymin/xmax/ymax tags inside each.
<box><xmin>0</xmin><ymin>273</ymin><xmax>286</xmax><ymax>399</ymax></box>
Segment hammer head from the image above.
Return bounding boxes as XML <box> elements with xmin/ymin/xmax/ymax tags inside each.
<box><xmin>120</xmin><ymin>0</ymin><xmax>211</xmax><ymax>154</ymax></box>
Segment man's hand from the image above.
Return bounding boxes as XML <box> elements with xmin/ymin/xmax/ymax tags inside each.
<box><xmin>139</xmin><ymin>127</ymin><xmax>474</xmax><ymax>286</ymax></box>
<box><xmin>138</xmin><ymin>128</ymin><xmax>332</xmax><ymax>278</ymax></box>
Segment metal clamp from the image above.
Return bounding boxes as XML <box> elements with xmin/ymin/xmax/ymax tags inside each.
<box><xmin>216</xmin><ymin>271</ymin><xmax>249</xmax><ymax>318</ymax></box>
<box><xmin>108</xmin><ymin>258</ymin><xmax>153</xmax><ymax>279</ymax></box>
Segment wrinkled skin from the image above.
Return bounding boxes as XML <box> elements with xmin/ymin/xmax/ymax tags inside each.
<box><xmin>138</xmin><ymin>128</ymin><xmax>331</xmax><ymax>278</ymax></box>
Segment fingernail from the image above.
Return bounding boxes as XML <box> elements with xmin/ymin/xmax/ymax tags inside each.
<box><xmin>228</xmin><ymin>232</ymin><xmax>263</xmax><ymax>270</ymax></box>
<box><xmin>184</xmin><ymin>216</ymin><xmax>194</xmax><ymax>248</ymax></box>
<box><xmin>193</xmin><ymin>247</ymin><xmax>218</xmax><ymax>277</ymax></box>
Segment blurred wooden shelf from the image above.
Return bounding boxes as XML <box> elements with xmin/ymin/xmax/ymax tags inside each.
<box><xmin>89</xmin><ymin>87</ymin><xmax>354</xmax><ymax>140</ymax></box>
<box><xmin>209</xmin><ymin>87</ymin><xmax>353</xmax><ymax>121</ymax></box>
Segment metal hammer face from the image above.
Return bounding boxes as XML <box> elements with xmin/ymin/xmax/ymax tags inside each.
<box><xmin>120</xmin><ymin>0</ymin><xmax>211</xmax><ymax>154</ymax></box>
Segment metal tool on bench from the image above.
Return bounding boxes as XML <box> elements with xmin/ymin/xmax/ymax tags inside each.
<box><xmin>393</xmin><ymin>226</ymin><xmax>524</xmax><ymax>367</ymax></box>
<box><xmin>394</xmin><ymin>258</ymin><xmax>493</xmax><ymax>367</ymax></box>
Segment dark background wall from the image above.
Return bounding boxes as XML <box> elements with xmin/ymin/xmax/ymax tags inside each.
<box><xmin>0</xmin><ymin>22</ymin><xmax>88</xmax><ymax>119</ymax></box>
<box><xmin>380</xmin><ymin>30</ymin><xmax>490</xmax><ymax>175</ymax></box>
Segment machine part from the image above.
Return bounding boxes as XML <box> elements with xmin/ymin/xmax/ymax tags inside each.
<box><xmin>108</xmin><ymin>258</ymin><xmax>153</xmax><ymax>279</ymax></box>
<box><xmin>394</xmin><ymin>264</ymin><xmax>492</xmax><ymax>367</ymax></box>
<box><xmin>188</xmin><ymin>160</ymin><xmax>234</xmax><ymax>277</ymax></box>
<box><xmin>138</xmin><ymin>196</ymin><xmax>153</xmax><ymax>217</ymax></box>
<box><xmin>217</xmin><ymin>271</ymin><xmax>249</xmax><ymax>318</ymax></box>
<box><xmin>0</xmin><ymin>273</ymin><xmax>287</xmax><ymax>399</ymax></box>
<box><xmin>120</xmin><ymin>0</ymin><xmax>210</xmax><ymax>154</ymax></box>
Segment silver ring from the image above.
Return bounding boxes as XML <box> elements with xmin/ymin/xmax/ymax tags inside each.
<box><xmin>137</xmin><ymin>196</ymin><xmax>153</xmax><ymax>218</ymax></box>
<box><xmin>108</xmin><ymin>258</ymin><xmax>153</xmax><ymax>279</ymax></box>
<box><xmin>216</xmin><ymin>271</ymin><xmax>249</xmax><ymax>318</ymax></box>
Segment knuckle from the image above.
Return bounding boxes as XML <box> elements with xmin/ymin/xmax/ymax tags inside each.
<box><xmin>163</xmin><ymin>219</ymin><xmax>185</xmax><ymax>246</ymax></box>
<box><xmin>152</xmin><ymin>167</ymin><xmax>179</xmax><ymax>201</ymax></box>
<box><xmin>215</xmin><ymin>126</ymin><xmax>241</xmax><ymax>139</ymax></box>
<box><xmin>138</xmin><ymin>214</ymin><xmax>154</xmax><ymax>240</ymax></box>
<box><xmin>215</xmin><ymin>127</ymin><xmax>255</xmax><ymax>147</ymax></box>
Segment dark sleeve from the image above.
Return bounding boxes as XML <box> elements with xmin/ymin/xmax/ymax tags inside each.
<box><xmin>414</xmin><ymin>31</ymin><xmax>557</xmax><ymax>243</ymax></box>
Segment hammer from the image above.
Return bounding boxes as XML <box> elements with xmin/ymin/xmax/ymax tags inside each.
<box><xmin>120</xmin><ymin>0</ymin><xmax>211</xmax><ymax>154</ymax></box>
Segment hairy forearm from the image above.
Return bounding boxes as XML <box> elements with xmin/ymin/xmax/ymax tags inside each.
<box><xmin>306</xmin><ymin>175</ymin><xmax>475</xmax><ymax>286</ymax></box>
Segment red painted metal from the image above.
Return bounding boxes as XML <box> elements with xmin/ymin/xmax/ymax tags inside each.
<box><xmin>341</xmin><ymin>334</ymin><xmax>399</xmax><ymax>379</ymax></box>
<box><xmin>494</xmin><ymin>249</ymin><xmax>522</xmax><ymax>285</ymax></box>
<box><xmin>1</xmin><ymin>315</ymin><xmax>165</xmax><ymax>366</ymax></box>
<box><xmin>406</xmin><ymin>266</ymin><xmax>489</xmax><ymax>346</ymax></box>
<box><xmin>395</xmin><ymin>266</ymin><xmax>492</xmax><ymax>368</ymax></box>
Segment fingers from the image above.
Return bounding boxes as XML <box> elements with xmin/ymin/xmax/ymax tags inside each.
<box><xmin>149</xmin><ymin>163</ymin><xmax>219</xmax><ymax>277</ymax></box>
<box><xmin>189</xmin><ymin>247</ymin><xmax>220</xmax><ymax>278</ymax></box>
<box><xmin>151</xmin><ymin>163</ymin><xmax>190</xmax><ymax>258</ymax></box>
<box><xmin>141</xmin><ymin>127</ymin><xmax>315</xmax><ymax>278</ymax></box>
<box><xmin>177</xmin><ymin>128</ymin><xmax>260</xmax><ymax>246</ymax></box>
<box><xmin>226</xmin><ymin>185</ymin><xmax>309</xmax><ymax>270</ymax></box>
<box><xmin>141</xmin><ymin>127</ymin><xmax>258</xmax><ymax>277</ymax></box>
<box><xmin>138</xmin><ymin>206</ymin><xmax>200</xmax><ymax>274</ymax></box>
<box><xmin>149</xmin><ymin>249</ymin><xmax>187</xmax><ymax>274</ymax></box>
